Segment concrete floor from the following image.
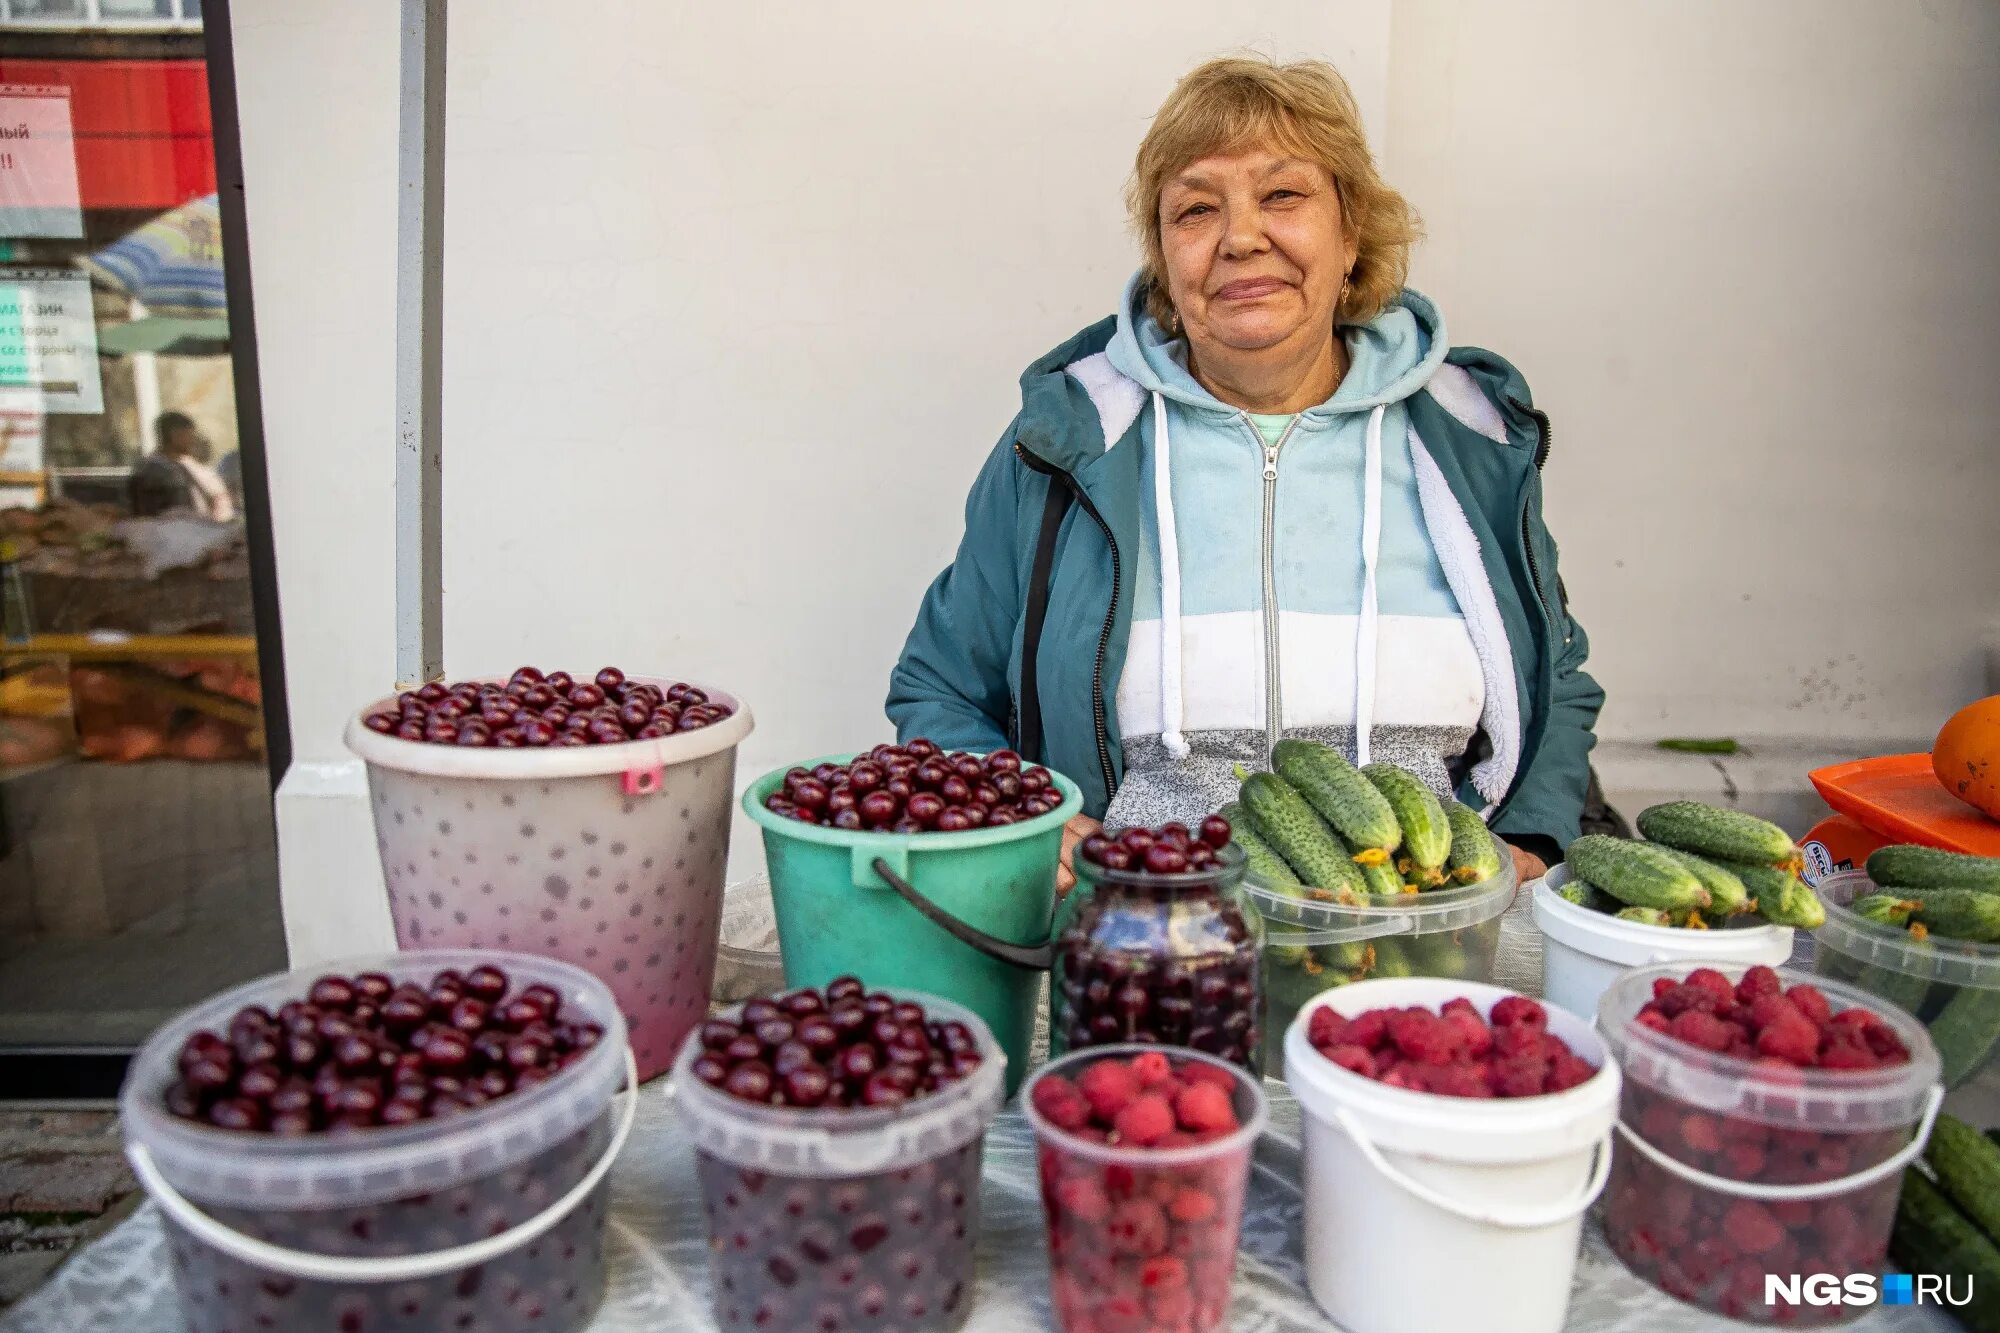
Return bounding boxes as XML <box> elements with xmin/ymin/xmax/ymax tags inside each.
<box><xmin>0</xmin><ymin>1108</ymin><xmax>135</xmax><ymax>1308</ymax></box>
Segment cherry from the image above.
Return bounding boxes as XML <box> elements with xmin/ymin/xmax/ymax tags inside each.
<box><xmin>594</xmin><ymin>666</ymin><xmax>625</xmax><ymax>691</ymax></box>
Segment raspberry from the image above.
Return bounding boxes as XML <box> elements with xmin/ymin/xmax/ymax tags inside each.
<box><xmin>1737</xmin><ymin>965</ymin><xmax>1782</xmax><ymax>1002</ymax></box>
<box><xmin>1154</xmin><ymin>1129</ymin><xmax>1197</xmax><ymax>1149</ymax></box>
<box><xmin>1179</xmin><ymin>1061</ymin><xmax>1238</xmax><ymax>1091</ymax></box>
<box><xmin>1441</xmin><ymin>1006</ymin><xmax>1493</xmax><ymax>1058</ymax></box>
<box><xmin>1053</xmin><ymin>1174</ymin><xmax>1110</xmax><ymax>1223</ymax></box>
<box><xmin>1654</xmin><ymin>985</ymin><xmax>1697</xmax><ymax>1019</ymax></box>
<box><xmin>1684</xmin><ymin>968</ymin><xmax>1736</xmax><ymax>1007</ymax></box>
<box><xmin>1106</xmin><ymin>1198</ymin><xmax>1169</xmax><ymax>1256</ymax></box>
<box><xmin>1490</xmin><ymin>996</ymin><xmax>1548</xmax><ymax>1029</ymax></box>
<box><xmin>1307</xmin><ymin>1007</ymin><xmax>1345</xmax><ymax>1047</ymax></box>
<box><xmin>1826</xmin><ymin>1008</ymin><xmax>1876</xmax><ymax>1040</ymax></box>
<box><xmin>1423</xmin><ymin>1062</ymin><xmax>1494</xmax><ymax>1098</ymax></box>
<box><xmin>1668</xmin><ymin>1009</ymin><xmax>1735</xmax><ymax>1053</ymax></box>
<box><xmin>1786</xmin><ymin>984</ymin><xmax>1832</xmax><ymax>1027</ymax></box>
<box><xmin>1493</xmin><ymin>1022</ymin><xmax>1546</xmax><ymax>1057</ymax></box>
<box><xmin>1139</xmin><ymin>1255</ymin><xmax>1188</xmax><ymax>1291</ymax></box>
<box><xmin>1757</xmin><ymin>1012</ymin><xmax>1820</xmax><ymax>1066</ymax></box>
<box><xmin>1440</xmin><ymin>996</ymin><xmax>1480</xmax><ymax>1019</ymax></box>
<box><xmin>1544</xmin><ymin>1051</ymin><xmax>1596</xmax><ymax>1092</ymax></box>
<box><xmin>1113</xmin><ymin>1093</ymin><xmax>1175</xmax><ymax>1147</ymax></box>
<box><xmin>1749</xmin><ymin>993</ymin><xmax>1804</xmax><ymax>1030</ymax></box>
<box><xmin>1679</xmin><ymin>1112</ymin><xmax>1724</xmax><ymax>1155</ymax></box>
<box><xmin>1382</xmin><ymin>1065</ymin><xmax>1426</xmax><ymax>1091</ymax></box>
<box><xmin>1635</xmin><ymin>1008</ymin><xmax>1671</xmax><ymax>1034</ymax></box>
<box><xmin>1320</xmin><ymin>1043</ymin><xmax>1376</xmax><ymax>1078</ymax></box>
<box><xmin>1722</xmin><ymin>1201</ymin><xmax>1787</xmax><ymax>1254</ymax></box>
<box><xmin>1148</xmin><ymin>1284</ymin><xmax>1195</xmax><ymax>1325</ymax></box>
<box><xmin>1172</xmin><ymin>1082</ymin><xmax>1238</xmax><ymax>1134</ymax></box>
<box><xmin>1167</xmin><ymin>1187</ymin><xmax>1217</xmax><ymax>1223</ymax></box>
<box><xmin>1490</xmin><ymin>1051</ymin><xmax>1549</xmax><ymax>1098</ymax></box>
<box><xmin>1653</xmin><ymin>976</ymin><xmax>1679</xmax><ymax>1001</ymax></box>
<box><xmin>1078</xmin><ymin>1059</ymin><xmax>1141</xmax><ymax>1122</ymax></box>
<box><xmin>1343</xmin><ymin>1008</ymin><xmax>1390</xmax><ymax>1049</ymax></box>
<box><xmin>1031</xmin><ymin>1075</ymin><xmax>1092</xmax><ymax>1131</ymax></box>
<box><xmin>1129</xmin><ymin>1051</ymin><xmax>1173</xmax><ymax>1088</ymax></box>
<box><xmin>1389</xmin><ymin>1008</ymin><xmax>1459</xmax><ymax>1064</ymax></box>
<box><xmin>1863</xmin><ymin>1024</ymin><xmax>1910</xmax><ymax>1063</ymax></box>
<box><xmin>1722</xmin><ymin>1142</ymin><xmax>1766</xmax><ymax>1177</ymax></box>
<box><xmin>1818</xmin><ymin>1038</ymin><xmax>1879</xmax><ymax>1070</ymax></box>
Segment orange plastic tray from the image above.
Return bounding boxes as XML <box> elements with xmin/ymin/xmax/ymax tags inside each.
<box><xmin>1808</xmin><ymin>752</ymin><xmax>2000</xmax><ymax>856</ymax></box>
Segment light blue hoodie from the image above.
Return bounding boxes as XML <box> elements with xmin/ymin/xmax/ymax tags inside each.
<box><xmin>1099</xmin><ymin>273</ymin><xmax>1488</xmax><ymax>825</ymax></box>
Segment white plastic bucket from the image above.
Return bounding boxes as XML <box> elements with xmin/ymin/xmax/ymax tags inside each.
<box><xmin>666</xmin><ymin>987</ymin><xmax>1005</xmax><ymax>1332</ymax></box>
<box><xmin>1532</xmin><ymin>864</ymin><xmax>1793</xmax><ymax>1021</ymax></box>
<box><xmin>345</xmin><ymin>676</ymin><xmax>753</xmax><ymax>1078</ymax></box>
<box><xmin>1283</xmin><ymin>977</ymin><xmax>1621</xmax><ymax>1333</ymax></box>
<box><xmin>120</xmin><ymin>950</ymin><xmax>635</xmax><ymax>1333</ymax></box>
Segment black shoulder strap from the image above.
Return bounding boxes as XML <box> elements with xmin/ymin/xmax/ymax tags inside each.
<box><xmin>1017</xmin><ymin>475</ymin><xmax>1072</xmax><ymax>764</ymax></box>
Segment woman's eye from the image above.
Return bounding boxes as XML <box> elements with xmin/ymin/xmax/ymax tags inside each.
<box><xmin>1176</xmin><ymin>203</ymin><xmax>1213</xmax><ymax>221</ymax></box>
<box><xmin>1266</xmin><ymin>189</ymin><xmax>1301</xmax><ymax>203</ymax></box>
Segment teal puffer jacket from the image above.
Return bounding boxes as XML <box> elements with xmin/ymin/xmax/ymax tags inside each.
<box><xmin>885</xmin><ymin>309</ymin><xmax>1602</xmax><ymax>851</ymax></box>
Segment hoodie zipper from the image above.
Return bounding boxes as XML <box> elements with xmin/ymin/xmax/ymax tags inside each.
<box><xmin>1517</xmin><ymin>404</ymin><xmax>1558</xmax><ymax>632</ymax></box>
<box><xmin>1247</xmin><ymin>415</ymin><xmax>1301</xmax><ymax>759</ymax></box>
<box><xmin>1014</xmin><ymin>443</ymin><xmax>1120</xmax><ymax>802</ymax></box>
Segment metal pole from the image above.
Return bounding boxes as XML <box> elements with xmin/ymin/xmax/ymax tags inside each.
<box><xmin>394</xmin><ymin>0</ymin><xmax>446</xmax><ymax>687</ymax></box>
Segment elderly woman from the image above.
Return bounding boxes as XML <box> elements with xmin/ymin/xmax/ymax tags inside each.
<box><xmin>889</xmin><ymin>57</ymin><xmax>1601</xmax><ymax>887</ymax></box>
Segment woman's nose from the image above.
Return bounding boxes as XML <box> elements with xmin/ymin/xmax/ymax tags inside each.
<box><xmin>1218</xmin><ymin>207</ymin><xmax>1269</xmax><ymax>259</ymax></box>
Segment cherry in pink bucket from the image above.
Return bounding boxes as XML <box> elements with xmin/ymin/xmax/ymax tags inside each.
<box><xmin>360</xmin><ymin>666</ymin><xmax>733</xmax><ymax>747</ymax></box>
<box><xmin>764</xmin><ymin>741</ymin><xmax>1064</xmax><ymax>832</ymax></box>
<box><xmin>1304</xmin><ymin>995</ymin><xmax>1598</xmax><ymax>1098</ymax></box>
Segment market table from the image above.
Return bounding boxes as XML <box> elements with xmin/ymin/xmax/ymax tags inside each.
<box><xmin>0</xmin><ymin>900</ymin><xmax>1960</xmax><ymax>1333</ymax></box>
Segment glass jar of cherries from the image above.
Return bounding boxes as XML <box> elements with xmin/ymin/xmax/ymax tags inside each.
<box><xmin>1050</xmin><ymin>818</ymin><xmax>1264</xmax><ymax>1073</ymax></box>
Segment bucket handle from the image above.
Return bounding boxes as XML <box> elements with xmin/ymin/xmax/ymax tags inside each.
<box><xmin>868</xmin><ymin>856</ymin><xmax>1052</xmax><ymax>971</ymax></box>
<box><xmin>126</xmin><ymin>1046</ymin><xmax>640</xmax><ymax>1284</ymax></box>
<box><xmin>1610</xmin><ymin>1083</ymin><xmax>1944</xmax><ymax>1202</ymax></box>
<box><xmin>1328</xmin><ymin>1103</ymin><xmax>1614</xmax><ymax>1230</ymax></box>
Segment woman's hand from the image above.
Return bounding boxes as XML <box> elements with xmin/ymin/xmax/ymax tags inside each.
<box><xmin>1506</xmin><ymin>840</ymin><xmax>1549</xmax><ymax>883</ymax></box>
<box><xmin>1056</xmin><ymin>814</ymin><xmax>1102</xmax><ymax>897</ymax></box>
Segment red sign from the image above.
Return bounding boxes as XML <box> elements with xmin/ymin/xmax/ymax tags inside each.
<box><xmin>0</xmin><ymin>58</ymin><xmax>214</xmax><ymax>212</ymax></box>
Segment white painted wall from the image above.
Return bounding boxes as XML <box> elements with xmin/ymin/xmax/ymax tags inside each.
<box><xmin>234</xmin><ymin>0</ymin><xmax>1392</xmax><ymax>961</ymax></box>
<box><xmin>1385</xmin><ymin>0</ymin><xmax>2000</xmax><ymax>748</ymax></box>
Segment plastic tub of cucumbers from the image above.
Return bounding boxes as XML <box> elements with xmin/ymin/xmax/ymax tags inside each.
<box><xmin>1226</xmin><ymin>742</ymin><xmax>1517</xmax><ymax>1075</ymax></box>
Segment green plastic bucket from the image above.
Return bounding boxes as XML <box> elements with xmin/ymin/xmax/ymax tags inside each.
<box><xmin>743</xmin><ymin>753</ymin><xmax>1082</xmax><ymax>1095</ymax></box>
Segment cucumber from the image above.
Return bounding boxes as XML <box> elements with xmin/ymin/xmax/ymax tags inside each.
<box><xmin>1636</xmin><ymin>801</ymin><xmax>1799</xmax><ymax>867</ymax></box>
<box><xmin>1237</xmin><ymin>770</ymin><xmax>1366</xmax><ymax>895</ymax></box>
<box><xmin>1614</xmin><ymin>906</ymin><xmax>1674</xmax><ymax>927</ymax></box>
<box><xmin>1931</xmin><ymin>986</ymin><xmax>2000</xmax><ymax>1087</ymax></box>
<box><xmin>1404</xmin><ymin>929</ymin><xmax>1468</xmax><ymax>976</ymax></box>
<box><xmin>1223</xmin><ymin>803</ymin><xmax>1304</xmax><ymax>893</ymax></box>
<box><xmin>1867</xmin><ymin>844</ymin><xmax>2000</xmax><ymax>895</ymax></box>
<box><xmin>1272</xmin><ymin>740</ymin><xmax>1400</xmax><ymax>854</ymax></box>
<box><xmin>1556</xmin><ymin>880</ymin><xmax>1591</xmax><ymax>908</ymax></box>
<box><xmin>1564</xmin><ymin>836</ymin><xmax>1711</xmax><ymax>913</ymax></box>
<box><xmin>1851</xmin><ymin>893</ymin><xmax>1921</xmax><ymax>928</ymax></box>
<box><xmin>1367</xmin><ymin>938</ymin><xmax>1415</xmax><ymax>979</ymax></box>
<box><xmin>1443</xmin><ymin>799</ymin><xmax>1504</xmax><ymax>884</ymax></box>
<box><xmin>1361</xmin><ymin>763</ymin><xmax>1451</xmax><ymax>870</ymax></box>
<box><xmin>1649</xmin><ymin>846</ymin><xmax>1752</xmax><ymax>916</ymax></box>
<box><xmin>1723</xmin><ymin>860</ymin><xmax>1827</xmax><ymax>929</ymax></box>
<box><xmin>1925</xmin><ymin>1113</ymin><xmax>2000</xmax><ymax>1244</ymax></box>
<box><xmin>1891</xmin><ymin>1170</ymin><xmax>2000</xmax><ymax>1333</ymax></box>
<box><xmin>1905</xmin><ymin>888</ymin><xmax>2000</xmax><ymax>943</ymax></box>
<box><xmin>1354</xmin><ymin>852</ymin><xmax>1406</xmax><ymax>898</ymax></box>
<box><xmin>1315</xmin><ymin>939</ymin><xmax>1374</xmax><ymax>972</ymax></box>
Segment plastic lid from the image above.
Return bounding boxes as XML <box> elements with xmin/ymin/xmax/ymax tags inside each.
<box><xmin>344</xmin><ymin>675</ymin><xmax>754</xmax><ymax>780</ymax></box>
<box><xmin>1596</xmin><ymin>963</ymin><xmax>1941</xmax><ymax>1130</ymax></box>
<box><xmin>666</xmin><ymin>989</ymin><xmax>1005</xmax><ymax>1178</ymax></box>
<box><xmin>1813</xmin><ymin>869</ymin><xmax>2000</xmax><ymax>990</ymax></box>
<box><xmin>1532</xmin><ymin>865</ymin><xmax>1792</xmax><ymax>968</ymax></box>
<box><xmin>1019</xmin><ymin>1044</ymin><xmax>1268</xmax><ymax>1170</ymax></box>
<box><xmin>1241</xmin><ymin>851</ymin><xmax>1515</xmax><ymax>944</ymax></box>
<box><xmin>120</xmin><ymin>950</ymin><xmax>629</xmax><ymax>1209</ymax></box>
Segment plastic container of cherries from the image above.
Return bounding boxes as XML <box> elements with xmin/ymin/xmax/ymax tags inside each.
<box><xmin>119</xmin><ymin>950</ymin><xmax>634</xmax><ymax>1333</ymax></box>
<box><xmin>667</xmin><ymin>979</ymin><xmax>1006</xmax><ymax>1332</ymax></box>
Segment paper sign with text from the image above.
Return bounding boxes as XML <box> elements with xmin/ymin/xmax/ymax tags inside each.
<box><xmin>0</xmin><ymin>84</ymin><xmax>85</xmax><ymax>240</ymax></box>
<box><xmin>0</xmin><ymin>269</ymin><xmax>103</xmax><ymax>417</ymax></box>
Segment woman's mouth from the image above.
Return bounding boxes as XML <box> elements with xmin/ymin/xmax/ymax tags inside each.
<box><xmin>1213</xmin><ymin>277</ymin><xmax>1288</xmax><ymax>301</ymax></box>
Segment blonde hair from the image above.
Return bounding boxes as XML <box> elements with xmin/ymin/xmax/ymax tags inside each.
<box><xmin>1126</xmin><ymin>56</ymin><xmax>1420</xmax><ymax>329</ymax></box>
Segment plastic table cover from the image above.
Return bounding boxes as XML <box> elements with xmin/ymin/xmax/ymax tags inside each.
<box><xmin>1</xmin><ymin>896</ymin><xmax>1959</xmax><ymax>1333</ymax></box>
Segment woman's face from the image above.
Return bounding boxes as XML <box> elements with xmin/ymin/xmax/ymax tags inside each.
<box><xmin>1156</xmin><ymin>147</ymin><xmax>1354</xmax><ymax>357</ymax></box>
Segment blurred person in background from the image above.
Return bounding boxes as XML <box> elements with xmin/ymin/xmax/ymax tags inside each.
<box><xmin>130</xmin><ymin>410</ymin><xmax>236</xmax><ymax>521</ymax></box>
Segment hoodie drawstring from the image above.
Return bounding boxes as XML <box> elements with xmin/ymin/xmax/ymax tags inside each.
<box><xmin>1152</xmin><ymin>391</ymin><xmax>1192</xmax><ymax>760</ymax></box>
<box><xmin>1353</xmin><ymin>402</ymin><xmax>1386</xmax><ymax>766</ymax></box>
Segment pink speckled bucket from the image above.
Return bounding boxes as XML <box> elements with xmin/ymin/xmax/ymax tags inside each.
<box><xmin>345</xmin><ymin>678</ymin><xmax>753</xmax><ymax>1079</ymax></box>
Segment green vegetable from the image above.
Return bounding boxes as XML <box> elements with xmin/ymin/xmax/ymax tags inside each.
<box><xmin>1722</xmin><ymin>860</ymin><xmax>1826</xmax><ymax>928</ymax></box>
<box><xmin>1850</xmin><ymin>942</ymin><xmax>1932</xmax><ymax>1018</ymax></box>
<box><xmin>1637</xmin><ymin>801</ymin><xmax>1798</xmax><ymax>867</ymax></box>
<box><xmin>1851</xmin><ymin>893</ymin><xmax>1921</xmax><ymax>928</ymax></box>
<box><xmin>1272</xmin><ymin>739</ymin><xmax>1400</xmax><ymax>854</ymax></box>
<box><xmin>1931</xmin><ymin>986</ymin><xmax>2000</xmax><ymax>1086</ymax></box>
<box><xmin>1891</xmin><ymin>1170</ymin><xmax>2000</xmax><ymax>1333</ymax></box>
<box><xmin>1442</xmin><ymin>799</ymin><xmax>1504</xmax><ymax>884</ymax></box>
<box><xmin>1368</xmin><ymin>938</ymin><xmax>1415</xmax><ymax>979</ymax></box>
<box><xmin>1224</xmin><ymin>801</ymin><xmax>1308</xmax><ymax>964</ymax></box>
<box><xmin>1614</xmin><ymin>906</ymin><xmax>1674</xmax><ymax>927</ymax></box>
<box><xmin>1556</xmin><ymin>879</ymin><xmax>1590</xmax><ymax>907</ymax></box>
<box><xmin>1905</xmin><ymin>888</ymin><xmax>2000</xmax><ymax>943</ymax></box>
<box><xmin>1655</xmin><ymin>737</ymin><xmax>1741</xmax><ymax>754</ymax></box>
<box><xmin>1237</xmin><ymin>769</ymin><xmax>1364</xmax><ymax>895</ymax></box>
<box><xmin>1925</xmin><ymin>1114</ymin><xmax>2000</xmax><ymax>1245</ymax></box>
<box><xmin>1404</xmin><ymin>929</ymin><xmax>1468</xmax><ymax>975</ymax></box>
<box><xmin>1564</xmin><ymin>836</ymin><xmax>1711</xmax><ymax>913</ymax></box>
<box><xmin>1649</xmin><ymin>846</ymin><xmax>1752</xmax><ymax>916</ymax></box>
<box><xmin>1315</xmin><ymin>939</ymin><xmax>1374</xmax><ymax>972</ymax></box>
<box><xmin>1867</xmin><ymin>844</ymin><xmax>2000</xmax><ymax>896</ymax></box>
<box><xmin>1362</xmin><ymin>763</ymin><xmax>1451</xmax><ymax>871</ymax></box>
<box><xmin>1352</xmin><ymin>849</ymin><xmax>1406</xmax><ymax>898</ymax></box>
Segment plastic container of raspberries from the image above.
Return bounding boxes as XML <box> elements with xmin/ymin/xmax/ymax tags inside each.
<box><xmin>1052</xmin><ymin>832</ymin><xmax>1263</xmax><ymax>1073</ymax></box>
<box><xmin>667</xmin><ymin>982</ymin><xmax>1005</xmax><ymax>1332</ymax></box>
<box><xmin>1810</xmin><ymin>867</ymin><xmax>2000</xmax><ymax>1105</ymax></box>
<box><xmin>1597</xmin><ymin>962</ymin><xmax>1944</xmax><ymax>1325</ymax></box>
<box><xmin>745</xmin><ymin>745</ymin><xmax>1082</xmax><ymax>1095</ymax></box>
<box><xmin>119</xmin><ymin>950</ymin><xmax>635</xmax><ymax>1333</ymax></box>
<box><xmin>1021</xmin><ymin>1044</ymin><xmax>1269</xmax><ymax>1333</ymax></box>
<box><xmin>1245</xmin><ymin>854</ymin><xmax>1515</xmax><ymax>1075</ymax></box>
<box><xmin>1534</xmin><ymin>863</ymin><xmax>1794</xmax><ymax>1022</ymax></box>
<box><xmin>1282</xmin><ymin>978</ymin><xmax>1619</xmax><ymax>1333</ymax></box>
<box><xmin>345</xmin><ymin>669</ymin><xmax>753</xmax><ymax>1079</ymax></box>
